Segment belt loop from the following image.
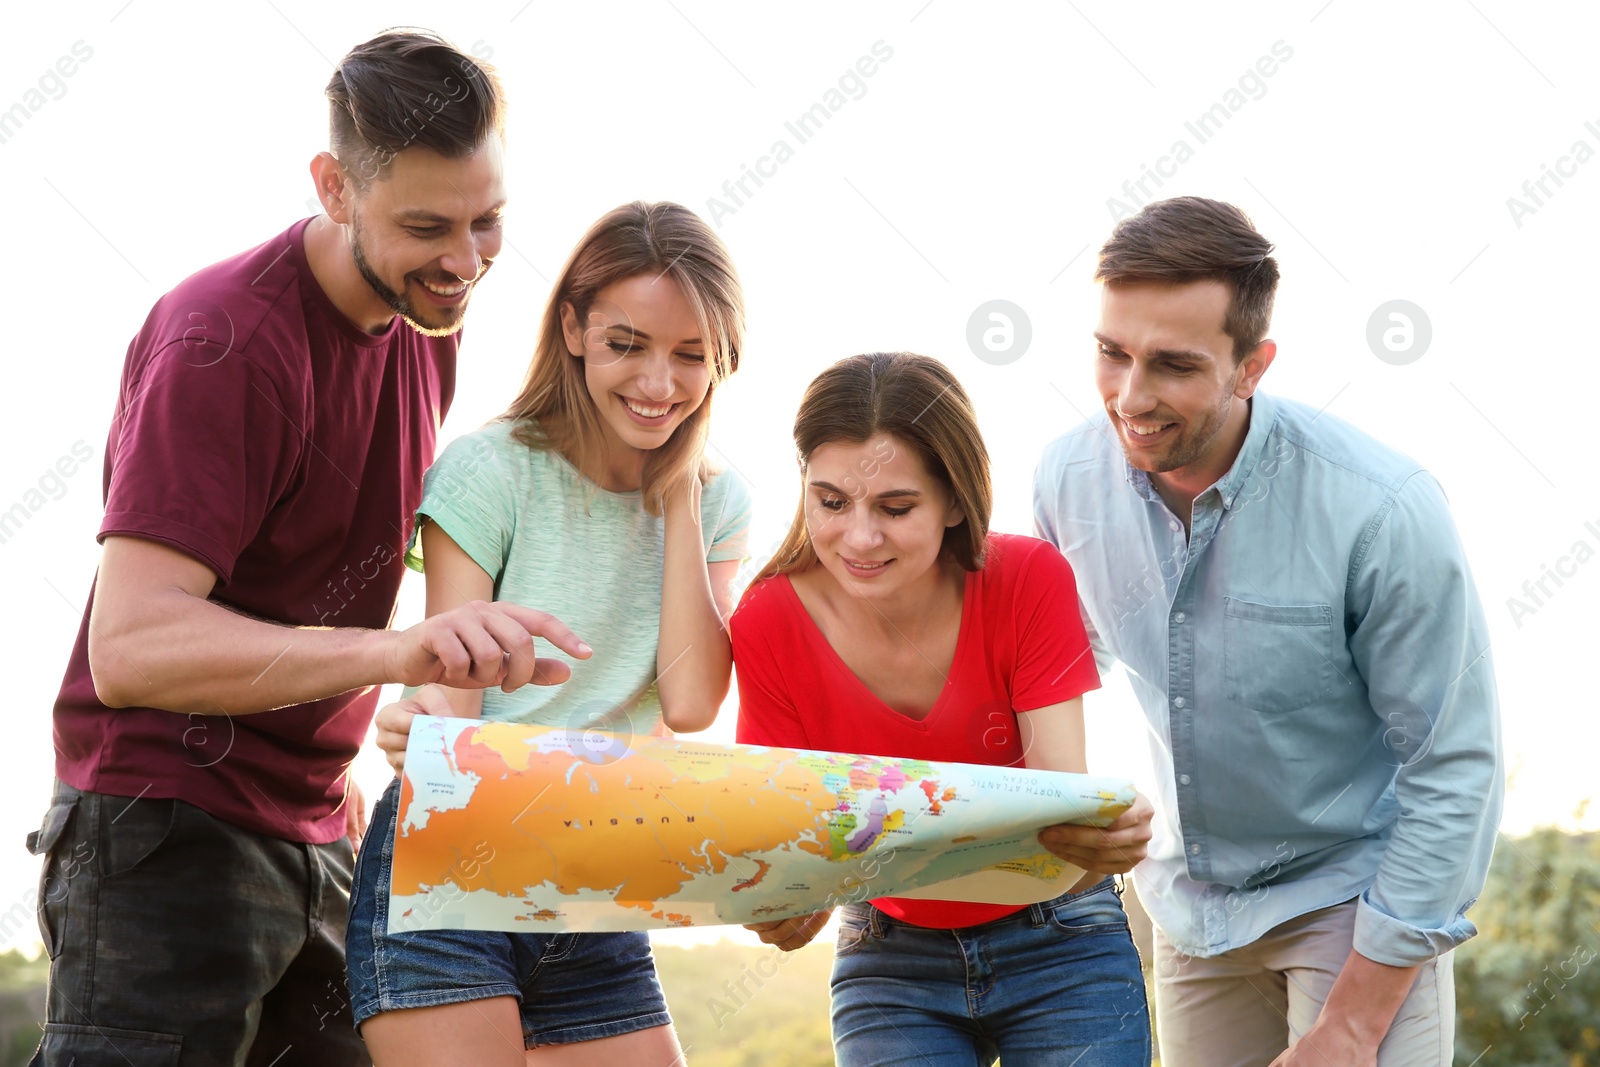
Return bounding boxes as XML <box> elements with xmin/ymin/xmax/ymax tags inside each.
<box><xmin>1027</xmin><ymin>900</ymin><xmax>1047</xmax><ymax>928</ymax></box>
<box><xmin>868</xmin><ymin>905</ymin><xmax>886</xmax><ymax>938</ymax></box>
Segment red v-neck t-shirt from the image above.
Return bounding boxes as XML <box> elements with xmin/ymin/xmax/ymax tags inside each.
<box><xmin>730</xmin><ymin>533</ymin><xmax>1100</xmax><ymax>928</ymax></box>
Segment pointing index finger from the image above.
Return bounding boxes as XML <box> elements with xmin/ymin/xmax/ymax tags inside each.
<box><xmin>499</xmin><ymin>603</ymin><xmax>591</xmax><ymax>659</ymax></box>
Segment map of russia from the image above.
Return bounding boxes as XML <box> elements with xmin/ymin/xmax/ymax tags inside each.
<box><xmin>388</xmin><ymin>716</ymin><xmax>1136</xmax><ymax>933</ymax></box>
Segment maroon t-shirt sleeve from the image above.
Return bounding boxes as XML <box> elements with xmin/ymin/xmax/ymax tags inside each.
<box><xmin>730</xmin><ymin>581</ymin><xmax>811</xmax><ymax>749</ymax></box>
<box><xmin>1010</xmin><ymin>542</ymin><xmax>1101</xmax><ymax>711</ymax></box>
<box><xmin>100</xmin><ymin>342</ymin><xmax>299</xmax><ymax>584</ymax></box>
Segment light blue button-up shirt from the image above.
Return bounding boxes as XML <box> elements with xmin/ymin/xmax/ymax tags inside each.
<box><xmin>1033</xmin><ymin>392</ymin><xmax>1502</xmax><ymax>967</ymax></box>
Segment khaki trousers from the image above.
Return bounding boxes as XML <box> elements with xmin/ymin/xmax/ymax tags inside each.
<box><xmin>1153</xmin><ymin>900</ymin><xmax>1454</xmax><ymax>1067</ymax></box>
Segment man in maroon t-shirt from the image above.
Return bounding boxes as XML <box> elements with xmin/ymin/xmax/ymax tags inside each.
<box><xmin>29</xmin><ymin>31</ymin><xmax>584</xmax><ymax>1067</ymax></box>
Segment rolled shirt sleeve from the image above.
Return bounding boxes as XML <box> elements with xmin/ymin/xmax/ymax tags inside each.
<box><xmin>1346</xmin><ymin>473</ymin><xmax>1503</xmax><ymax>966</ymax></box>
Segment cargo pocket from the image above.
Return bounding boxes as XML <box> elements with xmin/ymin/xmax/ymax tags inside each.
<box><xmin>32</xmin><ymin>1022</ymin><xmax>181</xmax><ymax>1066</ymax></box>
<box><xmin>97</xmin><ymin>795</ymin><xmax>177</xmax><ymax>881</ymax></box>
<box><xmin>26</xmin><ymin>797</ymin><xmax>78</xmax><ymax>960</ymax></box>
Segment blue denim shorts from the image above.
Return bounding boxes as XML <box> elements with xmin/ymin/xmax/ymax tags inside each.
<box><xmin>346</xmin><ymin>779</ymin><xmax>672</xmax><ymax>1046</ymax></box>
<box><xmin>831</xmin><ymin>877</ymin><xmax>1151</xmax><ymax>1065</ymax></box>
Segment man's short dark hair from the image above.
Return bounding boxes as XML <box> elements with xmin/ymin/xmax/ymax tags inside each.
<box><xmin>325</xmin><ymin>28</ymin><xmax>505</xmax><ymax>184</ymax></box>
<box><xmin>1096</xmin><ymin>197</ymin><xmax>1279</xmax><ymax>361</ymax></box>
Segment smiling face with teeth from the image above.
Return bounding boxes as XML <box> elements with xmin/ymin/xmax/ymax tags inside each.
<box><xmin>336</xmin><ymin>137</ymin><xmax>507</xmax><ymax>337</ymax></box>
<box><xmin>1095</xmin><ymin>279</ymin><xmax>1275</xmax><ymax>505</ymax></box>
<box><xmin>559</xmin><ymin>273</ymin><xmax>711</xmax><ymax>488</ymax></box>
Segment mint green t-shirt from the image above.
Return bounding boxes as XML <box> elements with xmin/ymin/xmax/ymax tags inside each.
<box><xmin>409</xmin><ymin>419</ymin><xmax>752</xmax><ymax>735</ymax></box>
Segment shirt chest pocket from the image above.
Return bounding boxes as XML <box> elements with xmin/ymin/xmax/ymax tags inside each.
<box><xmin>1222</xmin><ymin>597</ymin><xmax>1335</xmax><ymax>712</ymax></box>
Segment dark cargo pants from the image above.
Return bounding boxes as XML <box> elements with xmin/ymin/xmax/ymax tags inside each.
<box><xmin>26</xmin><ymin>780</ymin><xmax>368</xmax><ymax>1066</ymax></box>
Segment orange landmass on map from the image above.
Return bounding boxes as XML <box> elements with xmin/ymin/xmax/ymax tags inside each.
<box><xmin>392</xmin><ymin>724</ymin><xmax>843</xmax><ymax>910</ymax></box>
<box><xmin>732</xmin><ymin>858</ymin><xmax>772</xmax><ymax>892</ymax></box>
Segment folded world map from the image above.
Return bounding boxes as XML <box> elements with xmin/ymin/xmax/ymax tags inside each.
<box><xmin>389</xmin><ymin>715</ymin><xmax>1136</xmax><ymax>933</ymax></box>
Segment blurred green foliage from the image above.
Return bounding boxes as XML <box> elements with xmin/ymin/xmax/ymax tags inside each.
<box><xmin>0</xmin><ymin>951</ymin><xmax>46</xmax><ymax>1065</ymax></box>
<box><xmin>1453</xmin><ymin>828</ymin><xmax>1600</xmax><ymax>1066</ymax></box>
<box><xmin>0</xmin><ymin>829</ymin><xmax>1595</xmax><ymax>1065</ymax></box>
<box><xmin>654</xmin><ymin>937</ymin><xmax>837</xmax><ymax>1067</ymax></box>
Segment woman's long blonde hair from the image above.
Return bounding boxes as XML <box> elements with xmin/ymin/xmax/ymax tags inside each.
<box><xmin>501</xmin><ymin>201</ymin><xmax>744</xmax><ymax>513</ymax></box>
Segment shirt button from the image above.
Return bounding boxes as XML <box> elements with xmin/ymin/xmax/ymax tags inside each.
<box><xmin>1189</xmin><ymin>843</ymin><xmax>1202</xmax><ymax>855</ymax></box>
<box><xmin>1173</xmin><ymin>696</ymin><xmax>1186</xmax><ymax>708</ymax></box>
<box><xmin>1169</xmin><ymin>520</ymin><xmax>1181</xmax><ymax>532</ymax></box>
<box><xmin>1179</xmin><ymin>774</ymin><xmax>1191</xmax><ymax>785</ymax></box>
<box><xmin>1173</xmin><ymin>612</ymin><xmax>1186</xmax><ymax>624</ymax></box>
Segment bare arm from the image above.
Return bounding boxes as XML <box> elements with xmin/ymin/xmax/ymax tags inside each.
<box><xmin>1023</xmin><ymin>697</ymin><xmax>1154</xmax><ymax>876</ymax></box>
<box><xmin>89</xmin><ymin>536</ymin><xmax>393</xmax><ymax>713</ymax></box>
<box><xmin>654</xmin><ymin>476</ymin><xmax>738</xmax><ymax>732</ymax></box>
<box><xmin>89</xmin><ymin>535</ymin><xmax>586</xmax><ymax>715</ymax></box>
<box><xmin>1017</xmin><ymin>697</ymin><xmax>1089</xmax><ymax>775</ymax></box>
<box><xmin>1269</xmin><ymin>950</ymin><xmax>1420</xmax><ymax>1066</ymax></box>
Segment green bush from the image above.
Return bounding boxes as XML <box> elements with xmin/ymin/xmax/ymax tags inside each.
<box><xmin>0</xmin><ymin>828</ymin><xmax>1596</xmax><ymax>1067</ymax></box>
<box><xmin>1454</xmin><ymin>829</ymin><xmax>1600</xmax><ymax>1066</ymax></box>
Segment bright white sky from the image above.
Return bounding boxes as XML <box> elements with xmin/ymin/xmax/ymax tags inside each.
<box><xmin>2</xmin><ymin>2</ymin><xmax>1595</xmax><ymax>954</ymax></box>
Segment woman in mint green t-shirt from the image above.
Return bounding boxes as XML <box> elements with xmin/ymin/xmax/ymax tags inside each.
<box><xmin>348</xmin><ymin>201</ymin><xmax>750</xmax><ymax>1067</ymax></box>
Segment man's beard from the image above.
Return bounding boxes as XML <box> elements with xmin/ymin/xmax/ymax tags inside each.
<box><xmin>1118</xmin><ymin>377</ymin><xmax>1238</xmax><ymax>475</ymax></box>
<box><xmin>350</xmin><ymin>217</ymin><xmax>469</xmax><ymax>338</ymax></box>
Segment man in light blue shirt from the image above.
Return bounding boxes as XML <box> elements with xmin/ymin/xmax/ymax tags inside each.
<box><xmin>1034</xmin><ymin>197</ymin><xmax>1501</xmax><ymax>1066</ymax></box>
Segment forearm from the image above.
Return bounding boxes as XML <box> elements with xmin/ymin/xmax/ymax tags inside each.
<box><xmin>91</xmin><ymin>588</ymin><xmax>394</xmax><ymax>714</ymax></box>
<box><xmin>1023</xmin><ymin>723</ymin><xmax>1095</xmax><ymax>889</ymax></box>
<box><xmin>1318</xmin><ymin>950</ymin><xmax>1422</xmax><ymax>1047</ymax></box>
<box><xmin>655</xmin><ymin>507</ymin><xmax>732</xmax><ymax>732</ymax></box>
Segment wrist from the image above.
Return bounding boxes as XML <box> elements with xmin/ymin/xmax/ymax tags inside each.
<box><xmin>1317</xmin><ymin>1005</ymin><xmax>1385</xmax><ymax>1050</ymax></box>
<box><xmin>363</xmin><ymin>627</ymin><xmax>405</xmax><ymax>687</ymax></box>
<box><xmin>663</xmin><ymin>488</ymin><xmax>703</xmax><ymax>525</ymax></box>
<box><xmin>662</xmin><ymin>508</ymin><xmax>705</xmax><ymax>553</ymax></box>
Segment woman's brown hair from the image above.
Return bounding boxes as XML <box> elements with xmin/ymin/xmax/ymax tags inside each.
<box><xmin>761</xmin><ymin>352</ymin><xmax>992</xmax><ymax>581</ymax></box>
<box><xmin>500</xmin><ymin>201</ymin><xmax>744</xmax><ymax>513</ymax></box>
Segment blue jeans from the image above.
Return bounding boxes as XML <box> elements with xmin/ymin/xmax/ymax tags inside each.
<box><xmin>831</xmin><ymin>878</ymin><xmax>1151</xmax><ymax>1066</ymax></box>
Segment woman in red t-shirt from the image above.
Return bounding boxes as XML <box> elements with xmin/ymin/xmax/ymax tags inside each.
<box><xmin>730</xmin><ymin>352</ymin><xmax>1154</xmax><ymax>1065</ymax></box>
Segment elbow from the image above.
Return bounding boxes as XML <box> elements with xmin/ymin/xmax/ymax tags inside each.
<box><xmin>657</xmin><ymin>652</ymin><xmax>732</xmax><ymax>734</ymax></box>
<box><xmin>660</xmin><ymin>683</ymin><xmax>728</xmax><ymax>735</ymax></box>
<box><xmin>88</xmin><ymin>636</ymin><xmax>136</xmax><ymax>709</ymax></box>
<box><xmin>88</xmin><ymin>622</ymin><xmax>154</xmax><ymax>709</ymax></box>
<box><xmin>660</xmin><ymin>703</ymin><xmax>718</xmax><ymax>734</ymax></box>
